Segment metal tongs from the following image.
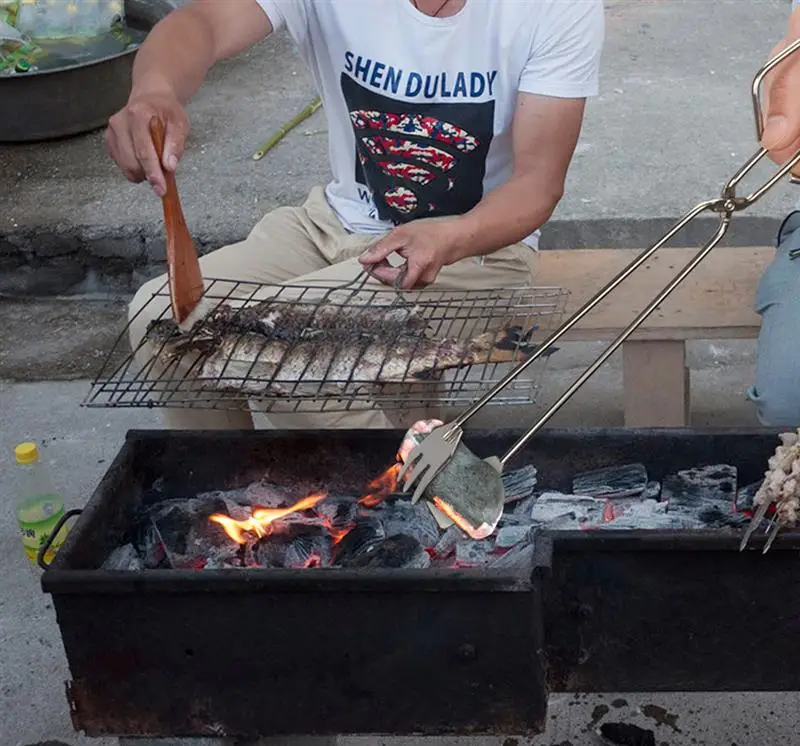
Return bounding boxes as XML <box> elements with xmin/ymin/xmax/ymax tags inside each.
<box><xmin>399</xmin><ymin>41</ymin><xmax>800</xmax><ymax>533</ymax></box>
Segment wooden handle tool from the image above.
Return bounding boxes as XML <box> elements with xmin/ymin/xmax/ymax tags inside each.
<box><xmin>149</xmin><ymin>116</ymin><xmax>204</xmax><ymax>327</ymax></box>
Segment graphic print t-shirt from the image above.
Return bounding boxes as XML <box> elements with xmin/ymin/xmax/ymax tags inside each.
<box><xmin>257</xmin><ymin>0</ymin><xmax>604</xmax><ymax>248</ymax></box>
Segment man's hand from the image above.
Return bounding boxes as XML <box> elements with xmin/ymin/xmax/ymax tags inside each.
<box><xmin>106</xmin><ymin>91</ymin><xmax>189</xmax><ymax>195</ymax></box>
<box><xmin>105</xmin><ymin>0</ymin><xmax>272</xmax><ymax>196</ymax></box>
<box><xmin>763</xmin><ymin>9</ymin><xmax>800</xmax><ymax>170</ymax></box>
<box><xmin>358</xmin><ymin>217</ymin><xmax>466</xmax><ymax>289</ymax></box>
<box><xmin>360</xmin><ymin>92</ymin><xmax>585</xmax><ymax>290</ymax></box>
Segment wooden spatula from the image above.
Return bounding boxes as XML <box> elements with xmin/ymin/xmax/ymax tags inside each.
<box><xmin>149</xmin><ymin>116</ymin><xmax>205</xmax><ymax>329</ymax></box>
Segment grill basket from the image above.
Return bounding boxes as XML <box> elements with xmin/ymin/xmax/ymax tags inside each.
<box><xmin>85</xmin><ymin>274</ymin><xmax>569</xmax><ymax>413</ymax></box>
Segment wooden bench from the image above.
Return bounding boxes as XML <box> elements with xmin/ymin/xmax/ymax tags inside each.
<box><xmin>532</xmin><ymin>245</ymin><xmax>776</xmax><ymax>427</ymax></box>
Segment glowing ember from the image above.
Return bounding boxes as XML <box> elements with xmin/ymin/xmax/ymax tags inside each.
<box><xmin>432</xmin><ymin>496</ymin><xmax>494</xmax><ymax>541</ymax></box>
<box><xmin>210</xmin><ymin>491</ymin><xmax>327</xmax><ymax>544</ymax></box>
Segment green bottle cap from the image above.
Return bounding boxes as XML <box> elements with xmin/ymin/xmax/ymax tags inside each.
<box><xmin>15</xmin><ymin>59</ymin><xmax>30</xmax><ymax>73</ymax></box>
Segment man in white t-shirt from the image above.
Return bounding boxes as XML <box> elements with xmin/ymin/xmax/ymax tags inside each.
<box><xmin>111</xmin><ymin>0</ymin><xmax>605</xmax><ymax>430</ymax></box>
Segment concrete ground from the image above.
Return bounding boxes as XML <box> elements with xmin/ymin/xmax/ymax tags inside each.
<box><xmin>2</xmin><ymin>0</ymin><xmax>800</xmax><ymax>745</ymax></box>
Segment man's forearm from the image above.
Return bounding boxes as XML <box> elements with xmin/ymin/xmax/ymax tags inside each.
<box><xmin>130</xmin><ymin>7</ymin><xmax>218</xmax><ymax>103</ymax></box>
<box><xmin>449</xmin><ymin>173</ymin><xmax>563</xmax><ymax>261</ymax></box>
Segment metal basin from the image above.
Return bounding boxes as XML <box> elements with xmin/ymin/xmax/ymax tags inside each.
<box><xmin>0</xmin><ymin>0</ymin><xmax>177</xmax><ymax>143</ymax></box>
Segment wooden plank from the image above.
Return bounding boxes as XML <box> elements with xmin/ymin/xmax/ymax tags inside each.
<box><xmin>534</xmin><ymin>246</ymin><xmax>774</xmax><ymax>340</ymax></box>
<box><xmin>622</xmin><ymin>340</ymin><xmax>690</xmax><ymax>427</ymax></box>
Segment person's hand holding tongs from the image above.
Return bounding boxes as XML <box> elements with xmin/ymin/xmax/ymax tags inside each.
<box><xmin>763</xmin><ymin>7</ymin><xmax>800</xmax><ymax>177</ymax></box>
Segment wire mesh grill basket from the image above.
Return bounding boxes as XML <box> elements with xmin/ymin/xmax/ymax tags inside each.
<box><xmin>84</xmin><ymin>274</ymin><xmax>569</xmax><ymax>413</ymax></box>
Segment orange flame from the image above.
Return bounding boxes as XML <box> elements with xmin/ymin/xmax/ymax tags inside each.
<box><xmin>323</xmin><ymin>521</ymin><xmax>353</xmax><ymax>545</ymax></box>
<box><xmin>210</xmin><ymin>491</ymin><xmax>327</xmax><ymax>544</ymax></box>
<box><xmin>359</xmin><ymin>462</ymin><xmax>401</xmax><ymax>507</ymax></box>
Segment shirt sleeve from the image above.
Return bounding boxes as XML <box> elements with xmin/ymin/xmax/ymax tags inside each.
<box><xmin>255</xmin><ymin>0</ymin><xmax>308</xmax><ymax>42</ymax></box>
<box><xmin>518</xmin><ymin>0</ymin><xmax>605</xmax><ymax>99</ymax></box>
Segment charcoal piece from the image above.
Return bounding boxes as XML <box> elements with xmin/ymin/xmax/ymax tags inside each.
<box><xmin>662</xmin><ymin>464</ymin><xmax>737</xmax><ymax>514</ymax></box>
<box><xmin>501</xmin><ymin>465</ymin><xmax>538</xmax><ymax>504</ymax></box>
<box><xmin>490</xmin><ymin>540</ymin><xmax>535</xmax><ymax>570</ymax></box>
<box><xmin>495</xmin><ymin>525</ymin><xmax>532</xmax><ymax>549</ymax></box>
<box><xmin>136</xmin><ymin>500</ymin><xmax>194</xmax><ymax>557</ymax></box>
<box><xmin>572</xmin><ymin>463</ymin><xmax>648</xmax><ymax>499</ymax></box>
<box><xmin>695</xmin><ymin>505</ymin><xmax>750</xmax><ymax>530</ymax></box>
<box><xmin>102</xmin><ymin>543</ymin><xmax>144</xmax><ymax>571</ymax></box>
<box><xmin>598</xmin><ymin>722</ymin><xmax>655</xmax><ymax>746</ymax></box>
<box><xmin>381</xmin><ymin>499</ymin><xmax>441</xmax><ymax>548</ymax></box>
<box><xmin>249</xmin><ymin>524</ymin><xmax>330</xmax><ymax>568</ymax></box>
<box><xmin>284</xmin><ymin>528</ymin><xmax>333</xmax><ymax>568</ymax></box>
<box><xmin>736</xmin><ymin>480</ymin><xmax>761</xmax><ymax>513</ymax></box>
<box><xmin>455</xmin><ymin>539</ymin><xmax>492</xmax><ymax>567</ymax></box>
<box><xmin>333</xmin><ymin>516</ymin><xmax>386</xmax><ymax>566</ymax></box>
<box><xmin>347</xmin><ymin>534</ymin><xmax>431</xmax><ymax>569</ymax></box>
<box><xmin>642</xmin><ymin>480</ymin><xmax>661</xmax><ymax>500</ymax></box>
<box><xmin>592</xmin><ymin>499</ymin><xmax>704</xmax><ymax>530</ymax></box>
<box><xmin>530</xmin><ymin>492</ymin><xmax>606</xmax><ymax>528</ymax></box>
<box><xmin>510</xmin><ymin>493</ymin><xmax>539</xmax><ymax>521</ymax></box>
<box><xmin>143</xmin><ymin>495</ymin><xmax>265</xmax><ymax>568</ymax></box>
<box><xmin>316</xmin><ymin>495</ymin><xmax>359</xmax><ymax>532</ymax></box>
<box><xmin>431</xmin><ymin>523</ymin><xmax>466</xmax><ymax>559</ymax></box>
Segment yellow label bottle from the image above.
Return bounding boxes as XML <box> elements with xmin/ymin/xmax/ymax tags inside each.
<box><xmin>14</xmin><ymin>442</ymin><xmax>68</xmax><ymax>565</ymax></box>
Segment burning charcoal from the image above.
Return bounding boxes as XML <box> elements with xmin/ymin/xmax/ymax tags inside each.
<box><xmin>572</xmin><ymin>463</ymin><xmax>648</xmax><ymax>499</ymax></box>
<box><xmin>490</xmin><ymin>540</ymin><xmax>535</xmax><ymax>570</ymax></box>
<box><xmin>501</xmin><ymin>465</ymin><xmax>538</xmax><ymax>504</ymax></box>
<box><xmin>101</xmin><ymin>543</ymin><xmax>144</xmax><ymax>571</ymax></box>
<box><xmin>347</xmin><ymin>534</ymin><xmax>431</xmax><ymax>569</ymax></box>
<box><xmin>136</xmin><ymin>499</ymin><xmax>195</xmax><ymax>556</ymax></box>
<box><xmin>381</xmin><ymin>499</ymin><xmax>440</xmax><ymax>548</ymax></box>
<box><xmin>662</xmin><ymin>464</ymin><xmax>737</xmax><ymax>515</ymax></box>
<box><xmin>736</xmin><ymin>481</ymin><xmax>761</xmax><ymax>513</ymax></box>
<box><xmin>591</xmin><ymin>499</ymin><xmax>704</xmax><ymax>530</ymax></box>
<box><xmin>598</xmin><ymin>722</ymin><xmax>656</xmax><ymax>746</ymax></box>
<box><xmin>530</xmin><ymin>492</ymin><xmax>606</xmax><ymax>528</ymax></box>
<box><xmin>249</xmin><ymin>524</ymin><xmax>331</xmax><ymax>568</ymax></box>
<box><xmin>134</xmin><ymin>495</ymin><xmax>255</xmax><ymax>569</ymax></box>
<box><xmin>495</xmin><ymin>525</ymin><xmax>532</xmax><ymax>549</ymax></box>
<box><xmin>284</xmin><ymin>527</ymin><xmax>333</xmax><ymax>568</ymax></box>
<box><xmin>316</xmin><ymin>495</ymin><xmax>359</xmax><ymax>533</ymax></box>
<box><xmin>333</xmin><ymin>516</ymin><xmax>386</xmax><ymax>566</ymax></box>
<box><xmin>431</xmin><ymin>523</ymin><xmax>465</xmax><ymax>559</ymax></box>
<box><xmin>642</xmin><ymin>480</ymin><xmax>661</xmax><ymax>500</ymax></box>
<box><xmin>455</xmin><ymin>539</ymin><xmax>493</xmax><ymax>567</ymax></box>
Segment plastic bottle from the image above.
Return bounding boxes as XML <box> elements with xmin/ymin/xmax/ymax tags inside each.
<box><xmin>14</xmin><ymin>442</ymin><xmax>68</xmax><ymax>566</ymax></box>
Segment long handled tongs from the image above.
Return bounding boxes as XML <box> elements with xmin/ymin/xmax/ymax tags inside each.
<box><xmin>400</xmin><ymin>40</ymin><xmax>800</xmax><ymax>505</ymax></box>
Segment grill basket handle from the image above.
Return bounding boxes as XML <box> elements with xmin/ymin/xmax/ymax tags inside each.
<box><xmin>37</xmin><ymin>509</ymin><xmax>83</xmax><ymax>571</ymax></box>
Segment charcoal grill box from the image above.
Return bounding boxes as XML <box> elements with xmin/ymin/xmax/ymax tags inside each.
<box><xmin>41</xmin><ymin>427</ymin><xmax>800</xmax><ymax>740</ymax></box>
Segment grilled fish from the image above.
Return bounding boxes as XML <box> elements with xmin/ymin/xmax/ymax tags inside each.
<box><xmin>143</xmin><ymin>297</ymin><xmax>550</xmax><ymax>397</ymax></box>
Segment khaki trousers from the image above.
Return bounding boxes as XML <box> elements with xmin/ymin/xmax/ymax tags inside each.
<box><xmin>128</xmin><ymin>186</ymin><xmax>537</xmax><ymax>430</ymax></box>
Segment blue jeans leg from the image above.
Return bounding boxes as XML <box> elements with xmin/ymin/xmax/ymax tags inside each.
<box><xmin>748</xmin><ymin>210</ymin><xmax>800</xmax><ymax>425</ymax></box>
